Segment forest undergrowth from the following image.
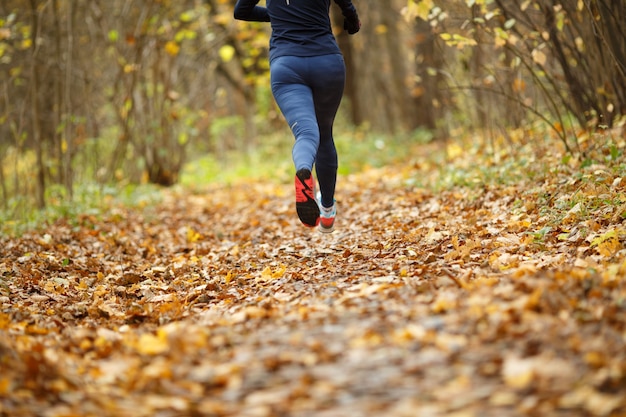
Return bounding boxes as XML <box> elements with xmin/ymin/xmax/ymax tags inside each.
<box><xmin>1</xmin><ymin>131</ymin><xmax>626</xmax><ymax>417</ymax></box>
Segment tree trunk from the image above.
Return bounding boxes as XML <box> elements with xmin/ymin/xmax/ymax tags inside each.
<box><xmin>413</xmin><ymin>18</ymin><xmax>442</xmax><ymax>134</ymax></box>
<box><xmin>332</xmin><ymin>8</ymin><xmax>363</xmax><ymax>126</ymax></box>
<box><xmin>63</xmin><ymin>0</ymin><xmax>75</xmax><ymax>198</ymax></box>
<box><xmin>0</xmin><ymin>154</ymin><xmax>7</xmax><ymax>210</ymax></box>
<box><xmin>334</xmin><ymin>0</ymin><xmax>435</xmax><ymax>134</ymax></box>
<box><xmin>30</xmin><ymin>0</ymin><xmax>46</xmax><ymax>209</ymax></box>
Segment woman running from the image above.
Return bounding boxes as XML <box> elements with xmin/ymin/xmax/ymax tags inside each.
<box><xmin>234</xmin><ymin>0</ymin><xmax>361</xmax><ymax>233</ymax></box>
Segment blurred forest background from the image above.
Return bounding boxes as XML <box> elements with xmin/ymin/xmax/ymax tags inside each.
<box><xmin>0</xmin><ymin>0</ymin><xmax>625</xmax><ymax>218</ymax></box>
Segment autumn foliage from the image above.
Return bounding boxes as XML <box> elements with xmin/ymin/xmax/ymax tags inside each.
<box><xmin>2</xmin><ymin>135</ymin><xmax>626</xmax><ymax>416</ymax></box>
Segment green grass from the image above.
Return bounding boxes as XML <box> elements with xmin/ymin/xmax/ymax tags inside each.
<box><xmin>0</xmin><ymin>183</ymin><xmax>163</xmax><ymax>238</ymax></box>
<box><xmin>179</xmin><ymin>126</ymin><xmax>433</xmax><ymax>188</ymax></box>
<box><xmin>1</xmin><ymin>126</ymin><xmax>425</xmax><ymax>237</ymax></box>
<box><xmin>180</xmin><ymin>132</ymin><xmax>293</xmax><ymax>187</ymax></box>
<box><xmin>3</xmin><ymin>121</ymin><xmax>623</xmax><ymax>238</ymax></box>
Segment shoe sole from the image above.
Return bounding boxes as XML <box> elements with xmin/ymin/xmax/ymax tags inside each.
<box><xmin>319</xmin><ymin>223</ymin><xmax>334</xmax><ymax>233</ymax></box>
<box><xmin>295</xmin><ymin>169</ymin><xmax>320</xmax><ymax>227</ymax></box>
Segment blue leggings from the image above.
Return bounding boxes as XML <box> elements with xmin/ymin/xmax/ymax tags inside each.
<box><xmin>270</xmin><ymin>54</ymin><xmax>346</xmax><ymax>208</ymax></box>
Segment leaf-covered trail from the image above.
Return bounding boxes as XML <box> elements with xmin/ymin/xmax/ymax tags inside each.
<box><xmin>2</xmin><ymin>151</ymin><xmax>626</xmax><ymax>417</ymax></box>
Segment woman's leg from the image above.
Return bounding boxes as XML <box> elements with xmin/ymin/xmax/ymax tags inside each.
<box><xmin>270</xmin><ymin>56</ymin><xmax>319</xmax><ymax>173</ymax></box>
<box><xmin>271</xmin><ymin>56</ymin><xmax>321</xmax><ymax>227</ymax></box>
<box><xmin>310</xmin><ymin>54</ymin><xmax>346</xmax><ymax>208</ymax></box>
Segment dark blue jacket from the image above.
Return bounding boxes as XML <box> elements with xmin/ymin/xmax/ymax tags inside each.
<box><xmin>234</xmin><ymin>0</ymin><xmax>359</xmax><ymax>62</ymax></box>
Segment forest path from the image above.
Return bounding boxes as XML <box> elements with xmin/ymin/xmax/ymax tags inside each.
<box><xmin>1</xmin><ymin>146</ymin><xmax>626</xmax><ymax>417</ymax></box>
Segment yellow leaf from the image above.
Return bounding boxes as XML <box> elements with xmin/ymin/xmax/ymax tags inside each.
<box><xmin>219</xmin><ymin>44</ymin><xmax>235</xmax><ymax>63</ymax></box>
<box><xmin>256</xmin><ymin>264</ymin><xmax>286</xmax><ymax>283</ymax></box>
<box><xmin>584</xmin><ymin>351</ymin><xmax>606</xmax><ymax>368</ymax></box>
<box><xmin>26</xmin><ymin>325</ymin><xmax>49</xmax><ymax>335</ymax></box>
<box><xmin>180</xmin><ymin>11</ymin><xmax>195</xmax><ymax>23</ymax></box>
<box><xmin>0</xmin><ymin>377</ymin><xmax>10</xmax><ymax>395</ymax></box>
<box><xmin>597</xmin><ymin>239</ymin><xmax>619</xmax><ymax>257</ymax></box>
<box><xmin>272</xmin><ymin>264</ymin><xmax>286</xmax><ymax>278</ymax></box>
<box><xmin>137</xmin><ymin>332</ymin><xmax>169</xmax><ymax>355</ymax></box>
<box><xmin>0</xmin><ymin>313</ymin><xmax>10</xmax><ymax>330</ymax></box>
<box><xmin>260</xmin><ymin>266</ymin><xmax>272</xmax><ymax>280</ymax></box>
<box><xmin>447</xmin><ymin>143</ymin><xmax>463</xmax><ymax>159</ymax></box>
<box><xmin>403</xmin><ymin>0</ymin><xmax>434</xmax><ymax>21</ymax></box>
<box><xmin>591</xmin><ymin>229</ymin><xmax>622</xmax><ymax>257</ymax></box>
<box><xmin>165</xmin><ymin>40</ymin><xmax>180</xmax><ymax>57</ymax></box>
<box><xmin>187</xmin><ymin>227</ymin><xmax>201</xmax><ymax>243</ymax></box>
<box><xmin>375</xmin><ymin>24</ymin><xmax>388</xmax><ymax>35</ymax></box>
<box><xmin>80</xmin><ymin>338</ymin><xmax>92</xmax><ymax>351</ymax></box>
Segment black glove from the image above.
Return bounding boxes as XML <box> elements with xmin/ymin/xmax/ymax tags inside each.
<box><xmin>343</xmin><ymin>16</ymin><xmax>361</xmax><ymax>34</ymax></box>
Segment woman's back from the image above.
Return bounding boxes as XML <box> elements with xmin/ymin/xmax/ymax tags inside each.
<box><xmin>265</xmin><ymin>0</ymin><xmax>338</xmax><ymax>61</ymax></box>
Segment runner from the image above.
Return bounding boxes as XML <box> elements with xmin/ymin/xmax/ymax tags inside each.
<box><xmin>234</xmin><ymin>0</ymin><xmax>361</xmax><ymax>233</ymax></box>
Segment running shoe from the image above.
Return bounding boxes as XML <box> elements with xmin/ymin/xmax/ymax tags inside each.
<box><xmin>319</xmin><ymin>202</ymin><xmax>336</xmax><ymax>233</ymax></box>
<box><xmin>316</xmin><ymin>191</ymin><xmax>336</xmax><ymax>233</ymax></box>
<box><xmin>295</xmin><ymin>168</ymin><xmax>320</xmax><ymax>227</ymax></box>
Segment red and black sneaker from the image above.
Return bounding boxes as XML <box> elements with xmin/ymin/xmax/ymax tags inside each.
<box><xmin>295</xmin><ymin>168</ymin><xmax>320</xmax><ymax>227</ymax></box>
